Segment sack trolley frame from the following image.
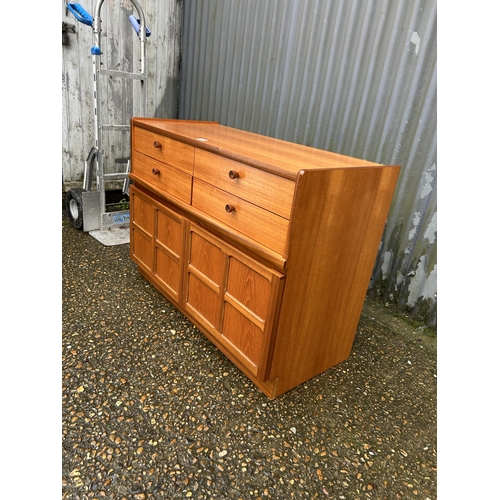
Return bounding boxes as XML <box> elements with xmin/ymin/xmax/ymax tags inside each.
<box><xmin>65</xmin><ymin>0</ymin><xmax>150</xmax><ymax>241</ymax></box>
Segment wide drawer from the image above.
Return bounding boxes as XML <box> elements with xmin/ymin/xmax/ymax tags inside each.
<box><xmin>132</xmin><ymin>151</ymin><xmax>192</xmax><ymax>204</ymax></box>
<box><xmin>194</xmin><ymin>149</ymin><xmax>295</xmax><ymax>219</ymax></box>
<box><xmin>192</xmin><ymin>178</ymin><xmax>288</xmax><ymax>255</ymax></box>
<box><xmin>134</xmin><ymin>126</ymin><xmax>194</xmax><ymax>175</ymax></box>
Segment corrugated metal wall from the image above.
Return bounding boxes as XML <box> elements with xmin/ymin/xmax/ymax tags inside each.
<box><xmin>62</xmin><ymin>0</ymin><xmax>183</xmax><ymax>189</ymax></box>
<box><xmin>178</xmin><ymin>0</ymin><xmax>437</xmax><ymax>327</ymax></box>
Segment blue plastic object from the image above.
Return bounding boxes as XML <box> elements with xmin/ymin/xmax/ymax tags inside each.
<box><xmin>91</xmin><ymin>46</ymin><xmax>102</xmax><ymax>55</ymax></box>
<box><xmin>128</xmin><ymin>15</ymin><xmax>151</xmax><ymax>37</ymax></box>
<box><xmin>67</xmin><ymin>3</ymin><xmax>93</xmax><ymax>26</ymax></box>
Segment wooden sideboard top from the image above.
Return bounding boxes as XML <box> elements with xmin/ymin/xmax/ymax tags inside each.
<box><xmin>132</xmin><ymin>118</ymin><xmax>382</xmax><ymax>180</ymax></box>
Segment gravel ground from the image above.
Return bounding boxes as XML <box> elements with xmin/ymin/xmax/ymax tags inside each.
<box><xmin>62</xmin><ymin>208</ymin><xmax>437</xmax><ymax>500</ymax></box>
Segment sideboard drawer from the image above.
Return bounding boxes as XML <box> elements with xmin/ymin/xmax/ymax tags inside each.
<box><xmin>134</xmin><ymin>126</ymin><xmax>194</xmax><ymax>175</ymax></box>
<box><xmin>194</xmin><ymin>149</ymin><xmax>295</xmax><ymax>219</ymax></box>
<box><xmin>192</xmin><ymin>178</ymin><xmax>288</xmax><ymax>255</ymax></box>
<box><xmin>132</xmin><ymin>151</ymin><xmax>192</xmax><ymax>204</ymax></box>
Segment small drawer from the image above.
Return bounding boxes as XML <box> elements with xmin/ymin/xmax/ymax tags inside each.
<box><xmin>132</xmin><ymin>151</ymin><xmax>192</xmax><ymax>204</ymax></box>
<box><xmin>194</xmin><ymin>149</ymin><xmax>295</xmax><ymax>219</ymax></box>
<box><xmin>134</xmin><ymin>126</ymin><xmax>194</xmax><ymax>175</ymax></box>
<box><xmin>192</xmin><ymin>179</ymin><xmax>288</xmax><ymax>255</ymax></box>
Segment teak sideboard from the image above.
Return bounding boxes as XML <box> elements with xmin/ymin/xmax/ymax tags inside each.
<box><xmin>128</xmin><ymin>118</ymin><xmax>400</xmax><ymax>398</ymax></box>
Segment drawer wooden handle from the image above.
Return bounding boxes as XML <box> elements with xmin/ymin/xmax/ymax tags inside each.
<box><xmin>153</xmin><ymin>141</ymin><xmax>162</xmax><ymax>149</ymax></box>
<box><xmin>228</xmin><ymin>170</ymin><xmax>239</xmax><ymax>179</ymax></box>
<box><xmin>225</xmin><ymin>204</ymin><xmax>236</xmax><ymax>213</ymax></box>
<box><xmin>152</xmin><ymin>168</ymin><xmax>160</xmax><ymax>176</ymax></box>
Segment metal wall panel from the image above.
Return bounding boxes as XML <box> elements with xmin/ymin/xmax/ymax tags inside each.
<box><xmin>62</xmin><ymin>0</ymin><xmax>183</xmax><ymax>189</ymax></box>
<box><xmin>179</xmin><ymin>0</ymin><xmax>437</xmax><ymax>326</ymax></box>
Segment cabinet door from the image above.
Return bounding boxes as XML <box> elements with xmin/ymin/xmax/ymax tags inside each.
<box><xmin>155</xmin><ymin>204</ymin><xmax>184</xmax><ymax>304</ymax></box>
<box><xmin>184</xmin><ymin>225</ymin><xmax>227</xmax><ymax>331</ymax></box>
<box><xmin>130</xmin><ymin>185</ymin><xmax>184</xmax><ymax>305</ymax></box>
<box><xmin>130</xmin><ymin>185</ymin><xmax>154</xmax><ymax>272</ymax></box>
<box><xmin>184</xmin><ymin>224</ymin><xmax>284</xmax><ymax>378</ymax></box>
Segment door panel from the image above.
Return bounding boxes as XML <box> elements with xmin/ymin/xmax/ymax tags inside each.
<box><xmin>185</xmin><ymin>227</ymin><xmax>226</xmax><ymax>332</ymax></box>
<box><xmin>130</xmin><ymin>187</ymin><xmax>154</xmax><ymax>272</ymax></box>
<box><xmin>221</xmin><ymin>302</ymin><xmax>264</xmax><ymax>369</ymax></box>
<box><xmin>131</xmin><ymin>227</ymin><xmax>153</xmax><ymax>271</ymax></box>
<box><xmin>155</xmin><ymin>206</ymin><xmax>184</xmax><ymax>303</ymax></box>
<box><xmin>186</xmin><ymin>273</ymin><xmax>221</xmax><ymax>329</ymax></box>
<box><xmin>156</xmin><ymin>247</ymin><xmax>182</xmax><ymax>302</ymax></box>
<box><xmin>226</xmin><ymin>257</ymin><xmax>271</xmax><ymax>321</ymax></box>
<box><xmin>132</xmin><ymin>190</ymin><xmax>154</xmax><ymax>235</ymax></box>
<box><xmin>189</xmin><ymin>231</ymin><xmax>226</xmax><ymax>284</ymax></box>
<box><xmin>157</xmin><ymin>208</ymin><xmax>183</xmax><ymax>256</ymax></box>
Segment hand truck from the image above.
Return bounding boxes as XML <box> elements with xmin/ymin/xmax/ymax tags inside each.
<box><xmin>65</xmin><ymin>0</ymin><xmax>150</xmax><ymax>245</ymax></box>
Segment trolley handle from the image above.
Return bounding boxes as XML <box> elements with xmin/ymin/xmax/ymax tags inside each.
<box><xmin>67</xmin><ymin>3</ymin><xmax>93</xmax><ymax>26</ymax></box>
<box><xmin>129</xmin><ymin>15</ymin><xmax>151</xmax><ymax>37</ymax></box>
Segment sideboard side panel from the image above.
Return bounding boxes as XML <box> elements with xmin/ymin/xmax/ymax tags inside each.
<box><xmin>270</xmin><ymin>166</ymin><xmax>400</xmax><ymax>396</ymax></box>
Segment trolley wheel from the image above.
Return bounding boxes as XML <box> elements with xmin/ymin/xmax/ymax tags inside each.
<box><xmin>65</xmin><ymin>188</ymin><xmax>86</xmax><ymax>230</ymax></box>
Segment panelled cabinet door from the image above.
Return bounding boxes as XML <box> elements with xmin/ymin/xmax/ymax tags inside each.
<box><xmin>222</xmin><ymin>253</ymin><xmax>284</xmax><ymax>379</ymax></box>
<box><xmin>130</xmin><ymin>185</ymin><xmax>184</xmax><ymax>305</ymax></box>
<box><xmin>184</xmin><ymin>223</ymin><xmax>284</xmax><ymax>378</ymax></box>
<box><xmin>155</xmin><ymin>204</ymin><xmax>185</xmax><ymax>304</ymax></box>
<box><xmin>185</xmin><ymin>225</ymin><xmax>227</xmax><ymax>328</ymax></box>
<box><xmin>184</xmin><ymin>224</ymin><xmax>227</xmax><ymax>330</ymax></box>
<box><xmin>130</xmin><ymin>186</ymin><xmax>154</xmax><ymax>272</ymax></box>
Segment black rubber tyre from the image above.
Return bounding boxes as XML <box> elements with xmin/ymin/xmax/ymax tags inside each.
<box><xmin>65</xmin><ymin>188</ymin><xmax>86</xmax><ymax>230</ymax></box>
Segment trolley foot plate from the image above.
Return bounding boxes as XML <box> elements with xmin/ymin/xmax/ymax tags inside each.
<box><xmin>89</xmin><ymin>227</ymin><xmax>130</xmax><ymax>246</ymax></box>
